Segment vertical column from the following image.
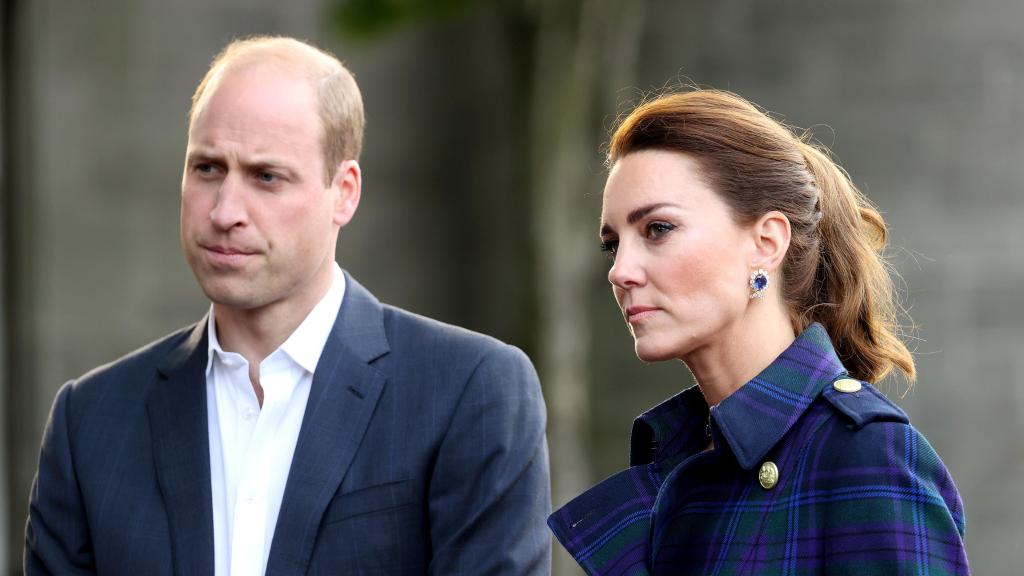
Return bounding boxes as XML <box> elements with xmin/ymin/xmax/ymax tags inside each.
<box><xmin>3</xmin><ymin>0</ymin><xmax>37</xmax><ymax>570</ymax></box>
<box><xmin>0</xmin><ymin>0</ymin><xmax>8</xmax><ymax>568</ymax></box>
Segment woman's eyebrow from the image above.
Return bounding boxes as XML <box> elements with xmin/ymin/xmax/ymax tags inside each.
<box><xmin>626</xmin><ymin>202</ymin><xmax>676</xmax><ymax>225</ymax></box>
<box><xmin>600</xmin><ymin>202</ymin><xmax>678</xmax><ymax>236</ymax></box>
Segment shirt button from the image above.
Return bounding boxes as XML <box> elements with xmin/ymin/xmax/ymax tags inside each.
<box><xmin>758</xmin><ymin>461</ymin><xmax>779</xmax><ymax>490</ymax></box>
<box><xmin>242</xmin><ymin>407</ymin><xmax>257</xmax><ymax>421</ymax></box>
<box><xmin>833</xmin><ymin>378</ymin><xmax>863</xmax><ymax>393</ymax></box>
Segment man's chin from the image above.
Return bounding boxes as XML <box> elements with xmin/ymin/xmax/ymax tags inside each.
<box><xmin>197</xmin><ymin>281</ymin><xmax>265</xmax><ymax>311</ymax></box>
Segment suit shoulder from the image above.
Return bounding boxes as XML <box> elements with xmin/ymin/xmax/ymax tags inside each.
<box><xmin>378</xmin><ymin>305</ymin><xmax>538</xmax><ymax>394</ymax></box>
<box><xmin>380</xmin><ymin>304</ymin><xmax>511</xmax><ymax>355</ymax></box>
<box><xmin>70</xmin><ymin>323</ymin><xmax>198</xmax><ymax>394</ymax></box>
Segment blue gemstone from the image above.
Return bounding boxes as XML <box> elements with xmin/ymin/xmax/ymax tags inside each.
<box><xmin>753</xmin><ymin>274</ymin><xmax>768</xmax><ymax>291</ymax></box>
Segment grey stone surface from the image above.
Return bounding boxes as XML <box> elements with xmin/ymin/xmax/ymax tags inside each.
<box><xmin>4</xmin><ymin>0</ymin><xmax>1020</xmax><ymax>573</ymax></box>
<box><xmin>0</xmin><ymin>2</ymin><xmax>8</xmax><ymax>569</ymax></box>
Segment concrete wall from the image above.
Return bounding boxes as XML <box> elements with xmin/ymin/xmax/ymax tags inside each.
<box><xmin>1</xmin><ymin>2</ymin><xmax>9</xmax><ymax>568</ymax></box>
<box><xmin>4</xmin><ymin>0</ymin><xmax>1020</xmax><ymax>573</ymax></box>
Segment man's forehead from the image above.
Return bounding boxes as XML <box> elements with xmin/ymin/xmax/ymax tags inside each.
<box><xmin>192</xmin><ymin>61</ymin><xmax>317</xmax><ymax>122</ymax></box>
<box><xmin>185</xmin><ymin>70</ymin><xmax>326</xmax><ymax>172</ymax></box>
<box><xmin>193</xmin><ymin>70</ymin><xmax>320</xmax><ymax>131</ymax></box>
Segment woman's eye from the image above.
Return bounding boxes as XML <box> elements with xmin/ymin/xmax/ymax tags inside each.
<box><xmin>646</xmin><ymin>221</ymin><xmax>675</xmax><ymax>239</ymax></box>
<box><xmin>599</xmin><ymin>239</ymin><xmax>619</xmax><ymax>258</ymax></box>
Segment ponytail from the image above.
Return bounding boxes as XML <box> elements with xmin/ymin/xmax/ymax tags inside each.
<box><xmin>797</xmin><ymin>142</ymin><xmax>915</xmax><ymax>384</ymax></box>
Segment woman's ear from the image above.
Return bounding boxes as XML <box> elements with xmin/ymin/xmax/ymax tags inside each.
<box><xmin>750</xmin><ymin>210</ymin><xmax>791</xmax><ymax>271</ymax></box>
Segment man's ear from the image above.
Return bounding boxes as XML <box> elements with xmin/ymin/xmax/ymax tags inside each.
<box><xmin>331</xmin><ymin>159</ymin><xmax>361</xmax><ymax>228</ymax></box>
<box><xmin>750</xmin><ymin>210</ymin><xmax>791</xmax><ymax>271</ymax></box>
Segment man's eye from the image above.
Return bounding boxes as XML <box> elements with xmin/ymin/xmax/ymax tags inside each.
<box><xmin>257</xmin><ymin>172</ymin><xmax>277</xmax><ymax>183</ymax></box>
<box><xmin>195</xmin><ymin>163</ymin><xmax>216</xmax><ymax>174</ymax></box>
<box><xmin>646</xmin><ymin>222</ymin><xmax>675</xmax><ymax>239</ymax></box>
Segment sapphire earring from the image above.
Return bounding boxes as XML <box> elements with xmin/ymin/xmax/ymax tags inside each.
<box><xmin>749</xmin><ymin>268</ymin><xmax>770</xmax><ymax>299</ymax></box>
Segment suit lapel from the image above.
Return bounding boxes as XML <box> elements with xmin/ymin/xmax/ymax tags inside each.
<box><xmin>266</xmin><ymin>273</ymin><xmax>390</xmax><ymax>576</ymax></box>
<box><xmin>148</xmin><ymin>319</ymin><xmax>215</xmax><ymax>576</ymax></box>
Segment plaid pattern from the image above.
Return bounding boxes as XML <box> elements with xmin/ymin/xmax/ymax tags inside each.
<box><xmin>549</xmin><ymin>324</ymin><xmax>968</xmax><ymax>575</ymax></box>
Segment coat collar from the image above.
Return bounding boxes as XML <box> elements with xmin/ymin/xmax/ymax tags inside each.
<box><xmin>549</xmin><ymin>323</ymin><xmax>849</xmax><ymax>576</ymax></box>
<box><xmin>630</xmin><ymin>323</ymin><xmax>847</xmax><ymax>472</ymax></box>
<box><xmin>149</xmin><ymin>270</ymin><xmax>390</xmax><ymax>576</ymax></box>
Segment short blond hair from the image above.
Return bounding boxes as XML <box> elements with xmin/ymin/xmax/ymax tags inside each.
<box><xmin>189</xmin><ymin>36</ymin><xmax>364</xmax><ymax>185</ymax></box>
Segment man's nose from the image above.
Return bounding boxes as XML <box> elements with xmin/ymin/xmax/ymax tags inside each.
<box><xmin>209</xmin><ymin>175</ymin><xmax>249</xmax><ymax>230</ymax></box>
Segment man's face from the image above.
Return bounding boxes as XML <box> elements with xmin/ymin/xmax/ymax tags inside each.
<box><xmin>180</xmin><ymin>64</ymin><xmax>349</xmax><ymax>317</ymax></box>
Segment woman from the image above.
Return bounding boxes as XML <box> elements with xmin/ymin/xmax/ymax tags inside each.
<box><xmin>548</xmin><ymin>90</ymin><xmax>969</xmax><ymax>575</ymax></box>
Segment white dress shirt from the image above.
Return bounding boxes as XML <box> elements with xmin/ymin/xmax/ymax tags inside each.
<box><xmin>205</xmin><ymin>264</ymin><xmax>346</xmax><ymax>576</ymax></box>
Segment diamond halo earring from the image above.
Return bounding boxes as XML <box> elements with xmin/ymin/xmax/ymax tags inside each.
<box><xmin>749</xmin><ymin>268</ymin><xmax>770</xmax><ymax>299</ymax></box>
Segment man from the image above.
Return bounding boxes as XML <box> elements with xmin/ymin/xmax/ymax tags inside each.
<box><xmin>25</xmin><ymin>36</ymin><xmax>551</xmax><ymax>575</ymax></box>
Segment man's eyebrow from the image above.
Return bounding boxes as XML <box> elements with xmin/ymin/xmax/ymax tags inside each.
<box><xmin>600</xmin><ymin>202</ymin><xmax>678</xmax><ymax>236</ymax></box>
<box><xmin>184</xmin><ymin>152</ymin><xmax>296</xmax><ymax>174</ymax></box>
<box><xmin>245</xmin><ymin>158</ymin><xmax>302</xmax><ymax>182</ymax></box>
<box><xmin>246</xmin><ymin>157</ymin><xmax>293</xmax><ymax>170</ymax></box>
<box><xmin>185</xmin><ymin>150</ymin><xmax>222</xmax><ymax>165</ymax></box>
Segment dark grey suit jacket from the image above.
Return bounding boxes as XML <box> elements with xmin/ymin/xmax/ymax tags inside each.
<box><xmin>25</xmin><ymin>272</ymin><xmax>551</xmax><ymax>575</ymax></box>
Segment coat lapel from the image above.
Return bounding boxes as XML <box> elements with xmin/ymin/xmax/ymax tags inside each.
<box><xmin>148</xmin><ymin>319</ymin><xmax>215</xmax><ymax>576</ymax></box>
<box><xmin>266</xmin><ymin>273</ymin><xmax>390</xmax><ymax>576</ymax></box>
<box><xmin>548</xmin><ymin>465</ymin><xmax>657</xmax><ymax>576</ymax></box>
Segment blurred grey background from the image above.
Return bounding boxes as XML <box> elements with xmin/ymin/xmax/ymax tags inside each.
<box><xmin>2</xmin><ymin>0</ymin><xmax>1021</xmax><ymax>574</ymax></box>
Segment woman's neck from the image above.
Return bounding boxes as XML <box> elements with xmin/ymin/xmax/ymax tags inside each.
<box><xmin>683</xmin><ymin>301</ymin><xmax>797</xmax><ymax>408</ymax></box>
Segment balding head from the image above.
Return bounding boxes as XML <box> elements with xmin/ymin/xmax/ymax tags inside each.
<box><xmin>189</xmin><ymin>36</ymin><xmax>364</xmax><ymax>185</ymax></box>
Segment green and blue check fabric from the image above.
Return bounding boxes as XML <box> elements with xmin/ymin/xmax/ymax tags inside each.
<box><xmin>548</xmin><ymin>323</ymin><xmax>968</xmax><ymax>575</ymax></box>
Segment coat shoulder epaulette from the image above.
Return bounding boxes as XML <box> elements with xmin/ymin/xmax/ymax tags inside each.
<box><xmin>820</xmin><ymin>377</ymin><xmax>909</xmax><ymax>429</ymax></box>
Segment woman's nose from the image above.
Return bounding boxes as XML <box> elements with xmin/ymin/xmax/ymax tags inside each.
<box><xmin>607</xmin><ymin>243</ymin><xmax>646</xmax><ymax>289</ymax></box>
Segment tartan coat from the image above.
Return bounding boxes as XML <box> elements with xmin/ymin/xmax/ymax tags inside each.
<box><xmin>548</xmin><ymin>323</ymin><xmax>968</xmax><ymax>575</ymax></box>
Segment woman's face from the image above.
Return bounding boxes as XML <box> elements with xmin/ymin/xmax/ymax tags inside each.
<box><xmin>600</xmin><ymin>150</ymin><xmax>756</xmax><ymax>362</ymax></box>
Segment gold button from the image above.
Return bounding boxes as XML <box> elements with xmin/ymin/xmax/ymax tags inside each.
<box><xmin>758</xmin><ymin>461</ymin><xmax>779</xmax><ymax>490</ymax></box>
<box><xmin>833</xmin><ymin>378</ymin><xmax>863</xmax><ymax>393</ymax></box>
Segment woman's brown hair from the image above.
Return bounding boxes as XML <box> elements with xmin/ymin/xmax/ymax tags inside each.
<box><xmin>608</xmin><ymin>90</ymin><xmax>914</xmax><ymax>384</ymax></box>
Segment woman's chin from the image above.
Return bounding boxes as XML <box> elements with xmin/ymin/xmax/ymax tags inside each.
<box><xmin>633</xmin><ymin>341</ymin><xmax>678</xmax><ymax>363</ymax></box>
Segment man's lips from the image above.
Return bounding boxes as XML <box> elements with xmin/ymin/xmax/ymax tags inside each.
<box><xmin>200</xmin><ymin>244</ymin><xmax>260</xmax><ymax>266</ymax></box>
<box><xmin>625</xmin><ymin>306</ymin><xmax>660</xmax><ymax>323</ymax></box>
<box><xmin>203</xmin><ymin>244</ymin><xmax>258</xmax><ymax>255</ymax></box>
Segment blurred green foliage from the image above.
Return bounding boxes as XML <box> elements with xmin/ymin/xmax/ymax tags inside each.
<box><xmin>332</xmin><ymin>0</ymin><xmax>488</xmax><ymax>39</ymax></box>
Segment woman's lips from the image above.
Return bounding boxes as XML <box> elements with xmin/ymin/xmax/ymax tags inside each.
<box><xmin>625</xmin><ymin>306</ymin><xmax>660</xmax><ymax>323</ymax></box>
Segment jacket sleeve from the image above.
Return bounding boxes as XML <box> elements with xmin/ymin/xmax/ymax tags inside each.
<box><xmin>25</xmin><ymin>381</ymin><xmax>97</xmax><ymax>575</ymax></box>
<box><xmin>427</xmin><ymin>344</ymin><xmax>551</xmax><ymax>575</ymax></box>
<box><xmin>823</xmin><ymin>420</ymin><xmax>969</xmax><ymax>575</ymax></box>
